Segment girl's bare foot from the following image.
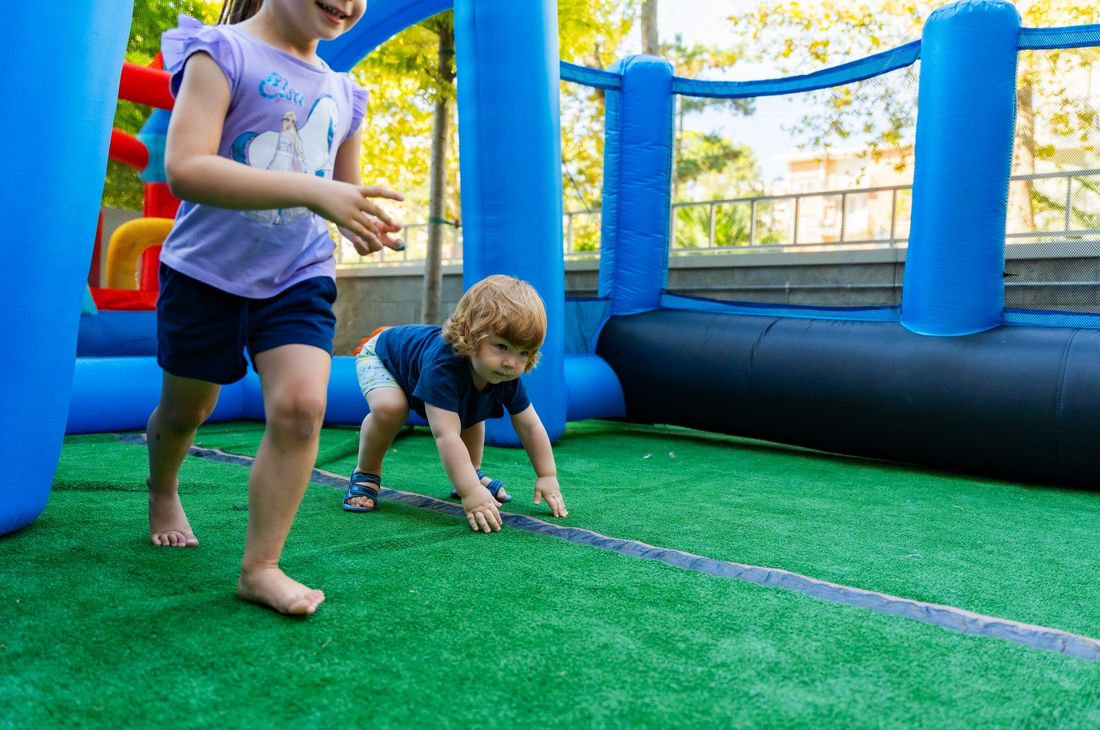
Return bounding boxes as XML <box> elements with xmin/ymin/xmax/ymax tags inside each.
<box><xmin>147</xmin><ymin>478</ymin><xmax>198</xmax><ymax>547</ymax></box>
<box><xmin>238</xmin><ymin>566</ymin><xmax>325</xmax><ymax>616</ymax></box>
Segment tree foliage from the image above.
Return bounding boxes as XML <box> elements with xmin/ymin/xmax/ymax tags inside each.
<box><xmin>726</xmin><ymin>0</ymin><xmax>1100</xmax><ymax>234</ymax></box>
<box><xmin>105</xmin><ymin>1</ymin><xmax>219</xmax><ymax>210</ymax></box>
<box><xmin>106</xmin><ymin>0</ymin><xmax>759</xmax><ymax>237</ymax></box>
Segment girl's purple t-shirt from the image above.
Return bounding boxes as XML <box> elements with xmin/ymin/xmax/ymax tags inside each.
<box><xmin>159</xmin><ymin>16</ymin><xmax>367</xmax><ymax>298</ymax></box>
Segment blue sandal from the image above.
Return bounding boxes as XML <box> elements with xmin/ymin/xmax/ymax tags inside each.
<box><xmin>343</xmin><ymin>471</ymin><xmax>381</xmax><ymax>512</ymax></box>
<box><xmin>451</xmin><ymin>469</ymin><xmax>513</xmax><ymax>503</ymax></box>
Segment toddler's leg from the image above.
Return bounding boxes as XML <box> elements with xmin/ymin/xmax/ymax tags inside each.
<box><xmin>238</xmin><ymin>344</ymin><xmax>329</xmax><ymax>616</ymax></box>
<box><xmin>347</xmin><ymin>387</ymin><xmax>409</xmax><ymax>509</ymax></box>
<box><xmin>146</xmin><ymin>373</ymin><xmax>220</xmax><ymax>547</ymax></box>
<box><xmin>460</xmin><ymin>422</ymin><xmax>510</xmax><ymax>502</ymax></box>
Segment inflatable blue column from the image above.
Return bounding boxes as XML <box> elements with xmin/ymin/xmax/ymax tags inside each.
<box><xmin>598</xmin><ymin>56</ymin><xmax>674</xmax><ymax>316</ymax></box>
<box><xmin>901</xmin><ymin>0</ymin><xmax>1020</xmax><ymax>335</ymax></box>
<box><xmin>454</xmin><ymin>0</ymin><xmax>566</xmax><ymax>445</ymax></box>
<box><xmin>0</xmin><ymin>2</ymin><xmax>133</xmax><ymax>535</ymax></box>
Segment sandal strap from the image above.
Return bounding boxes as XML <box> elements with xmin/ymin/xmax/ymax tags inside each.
<box><xmin>347</xmin><ymin>471</ymin><xmax>380</xmax><ymax>499</ymax></box>
<box><xmin>475</xmin><ymin>469</ymin><xmax>506</xmax><ymax>497</ymax></box>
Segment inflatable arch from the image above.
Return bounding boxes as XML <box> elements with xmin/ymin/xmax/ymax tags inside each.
<box><xmin>6</xmin><ymin>0</ymin><xmax>1100</xmax><ymax>538</ymax></box>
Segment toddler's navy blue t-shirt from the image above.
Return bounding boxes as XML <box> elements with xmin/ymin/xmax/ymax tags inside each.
<box><xmin>375</xmin><ymin>325</ymin><xmax>530</xmax><ymax>429</ymax></box>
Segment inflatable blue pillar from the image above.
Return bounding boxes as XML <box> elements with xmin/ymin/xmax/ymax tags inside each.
<box><xmin>0</xmin><ymin>1</ymin><xmax>133</xmax><ymax>535</ymax></box>
<box><xmin>598</xmin><ymin>56</ymin><xmax>674</xmax><ymax>316</ymax></box>
<box><xmin>901</xmin><ymin>0</ymin><xmax>1020</xmax><ymax>335</ymax></box>
<box><xmin>454</xmin><ymin>0</ymin><xmax>566</xmax><ymax>445</ymax></box>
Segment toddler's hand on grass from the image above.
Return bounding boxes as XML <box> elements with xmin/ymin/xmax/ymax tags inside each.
<box><xmin>533</xmin><ymin>476</ymin><xmax>568</xmax><ymax>518</ymax></box>
<box><xmin>462</xmin><ymin>491</ymin><xmax>502</xmax><ymax>533</ymax></box>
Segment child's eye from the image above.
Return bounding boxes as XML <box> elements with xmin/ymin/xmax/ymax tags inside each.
<box><xmin>495</xmin><ymin>343</ymin><xmax>507</xmax><ymax>351</ymax></box>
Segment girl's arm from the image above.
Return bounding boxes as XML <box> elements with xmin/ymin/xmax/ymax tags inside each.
<box><xmin>511</xmin><ymin>405</ymin><xmax>568</xmax><ymax>517</ymax></box>
<box><xmin>425</xmin><ymin>404</ymin><xmax>502</xmax><ymax>533</ymax></box>
<box><xmin>331</xmin><ymin>123</ymin><xmax>404</xmax><ymax>253</ymax></box>
<box><xmin>165</xmin><ymin>52</ymin><xmax>401</xmax><ymax>246</ymax></box>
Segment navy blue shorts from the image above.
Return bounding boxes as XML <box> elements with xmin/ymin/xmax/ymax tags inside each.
<box><xmin>156</xmin><ymin>264</ymin><xmax>337</xmax><ymax>385</ymax></box>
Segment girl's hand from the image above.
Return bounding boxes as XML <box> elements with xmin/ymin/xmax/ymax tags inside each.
<box><xmin>533</xmin><ymin>476</ymin><xmax>568</xmax><ymax>518</ymax></box>
<box><xmin>312</xmin><ymin>181</ymin><xmax>404</xmax><ymax>255</ymax></box>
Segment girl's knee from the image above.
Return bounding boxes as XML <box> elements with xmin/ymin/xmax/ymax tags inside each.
<box><xmin>267</xmin><ymin>392</ymin><xmax>326</xmax><ymax>440</ymax></box>
<box><xmin>159</xmin><ymin>401</ymin><xmax>215</xmax><ymax>432</ymax></box>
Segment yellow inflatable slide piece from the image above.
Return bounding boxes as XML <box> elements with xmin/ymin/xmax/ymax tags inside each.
<box><xmin>104</xmin><ymin>217</ymin><xmax>174</xmax><ymax>290</ymax></box>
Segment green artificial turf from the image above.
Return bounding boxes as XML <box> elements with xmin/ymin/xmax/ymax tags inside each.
<box><xmin>195</xmin><ymin>419</ymin><xmax>1100</xmax><ymax>638</ymax></box>
<box><xmin>2</xmin><ymin>422</ymin><xmax>1100</xmax><ymax>727</ymax></box>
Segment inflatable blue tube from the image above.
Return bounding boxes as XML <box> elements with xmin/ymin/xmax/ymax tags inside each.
<box><xmin>564</xmin><ymin>355</ymin><xmax>626</xmax><ymax>422</ymax></box>
<box><xmin>901</xmin><ymin>0</ymin><xmax>1020</xmax><ymax>335</ymax></box>
<box><xmin>64</xmin><ymin>354</ymin><xmax>614</xmax><ymax>435</ymax></box>
<box><xmin>77</xmin><ymin>311</ymin><xmax>158</xmax><ymax>357</ymax></box>
<box><xmin>0</xmin><ymin>2</ymin><xmax>133</xmax><ymax>535</ymax></box>
<box><xmin>598</xmin><ymin>56</ymin><xmax>674</xmax><ymax>316</ymax></box>
<box><xmin>67</xmin><ymin>358</ymin><xmax>249</xmax><ymax>435</ymax></box>
<box><xmin>319</xmin><ymin>0</ymin><xmax>452</xmax><ymax>71</ymax></box>
<box><xmin>454</xmin><ymin>0</ymin><xmax>566</xmax><ymax>446</ymax></box>
<box><xmin>599</xmin><ymin>310</ymin><xmax>1100</xmax><ymax>488</ymax></box>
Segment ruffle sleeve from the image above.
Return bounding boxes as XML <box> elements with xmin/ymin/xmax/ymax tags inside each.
<box><xmin>161</xmin><ymin>15</ymin><xmax>239</xmax><ymax>98</ymax></box>
<box><xmin>347</xmin><ymin>79</ymin><xmax>369</xmax><ymax>138</ymax></box>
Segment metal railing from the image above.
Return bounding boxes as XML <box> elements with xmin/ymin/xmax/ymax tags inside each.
<box><xmin>337</xmin><ymin>167</ymin><xmax>1100</xmax><ymax>267</ymax></box>
<box><xmin>335</xmin><ymin>221</ymin><xmax>463</xmax><ymax>268</ymax></box>
<box><xmin>669</xmin><ymin>183</ymin><xmax>913</xmax><ymax>252</ymax></box>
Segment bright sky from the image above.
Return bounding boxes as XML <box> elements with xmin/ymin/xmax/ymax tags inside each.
<box><xmin>622</xmin><ymin>0</ymin><xmax>738</xmax><ymax>61</ymax></box>
<box><xmin>619</xmin><ymin>1</ymin><xmax>803</xmax><ymax>181</ymax></box>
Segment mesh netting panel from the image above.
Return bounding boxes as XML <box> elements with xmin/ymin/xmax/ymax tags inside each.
<box><xmin>1007</xmin><ymin>47</ymin><xmax>1100</xmax><ymax>320</ymax></box>
<box><xmin>561</xmin><ymin>80</ymin><xmax>606</xmax><ymax>260</ymax></box>
<box><xmin>667</xmin><ymin>63</ymin><xmax>918</xmax><ymax>308</ymax></box>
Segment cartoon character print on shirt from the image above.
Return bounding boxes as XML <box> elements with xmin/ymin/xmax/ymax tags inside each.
<box><xmin>231</xmin><ymin>94</ymin><xmax>339</xmax><ymax>225</ymax></box>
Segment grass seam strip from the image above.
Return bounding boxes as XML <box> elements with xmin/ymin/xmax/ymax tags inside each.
<box><xmin>119</xmin><ymin>434</ymin><xmax>1100</xmax><ymax>662</ymax></box>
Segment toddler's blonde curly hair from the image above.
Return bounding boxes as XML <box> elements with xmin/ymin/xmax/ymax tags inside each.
<box><xmin>442</xmin><ymin>275</ymin><xmax>546</xmax><ymax>373</ymax></box>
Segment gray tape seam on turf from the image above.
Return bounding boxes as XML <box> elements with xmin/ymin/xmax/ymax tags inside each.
<box><xmin>120</xmin><ymin>435</ymin><xmax>1100</xmax><ymax>662</ymax></box>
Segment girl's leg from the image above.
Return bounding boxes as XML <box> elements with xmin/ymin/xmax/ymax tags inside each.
<box><xmin>146</xmin><ymin>372</ymin><xmax>221</xmax><ymax>547</ymax></box>
<box><xmin>238</xmin><ymin>344</ymin><xmax>329</xmax><ymax>616</ymax></box>
<box><xmin>347</xmin><ymin>387</ymin><xmax>408</xmax><ymax>509</ymax></box>
<box><xmin>459</xmin><ymin>421</ymin><xmax>510</xmax><ymax>501</ymax></box>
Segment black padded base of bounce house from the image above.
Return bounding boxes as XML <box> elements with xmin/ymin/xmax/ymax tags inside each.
<box><xmin>597</xmin><ymin>309</ymin><xmax>1100</xmax><ymax>488</ymax></box>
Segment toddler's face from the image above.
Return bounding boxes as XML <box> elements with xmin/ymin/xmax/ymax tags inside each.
<box><xmin>470</xmin><ymin>336</ymin><xmax>530</xmax><ymax>386</ymax></box>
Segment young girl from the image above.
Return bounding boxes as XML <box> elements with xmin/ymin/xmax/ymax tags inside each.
<box><xmin>343</xmin><ymin>275</ymin><xmax>569</xmax><ymax>532</ymax></box>
<box><xmin>146</xmin><ymin>0</ymin><xmax>403</xmax><ymax>616</ymax></box>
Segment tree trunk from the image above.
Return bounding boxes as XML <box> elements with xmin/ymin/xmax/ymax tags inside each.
<box><xmin>422</xmin><ymin>25</ymin><xmax>455</xmax><ymax>324</ymax></box>
<box><xmin>1008</xmin><ymin>79</ymin><xmax>1036</xmax><ymax>239</ymax></box>
<box><xmin>641</xmin><ymin>0</ymin><xmax>658</xmax><ymax>55</ymax></box>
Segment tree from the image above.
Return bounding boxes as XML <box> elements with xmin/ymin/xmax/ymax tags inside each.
<box><xmin>419</xmin><ymin>14</ymin><xmax>455</xmax><ymax>325</ymax></box>
<box><xmin>104</xmin><ymin>1</ymin><xmax>219</xmax><ymax>210</ymax></box>
<box><xmin>641</xmin><ymin>0</ymin><xmax>658</xmax><ymax>55</ymax></box>
<box><xmin>660</xmin><ymin>34</ymin><xmax>754</xmax><ymax>201</ymax></box>
<box><xmin>725</xmin><ymin>0</ymin><xmax>1100</xmax><ymax>234</ymax></box>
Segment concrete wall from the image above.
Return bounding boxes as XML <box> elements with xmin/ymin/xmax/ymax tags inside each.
<box><xmin>333</xmin><ymin>243</ymin><xmax>1100</xmax><ymax>354</ymax></box>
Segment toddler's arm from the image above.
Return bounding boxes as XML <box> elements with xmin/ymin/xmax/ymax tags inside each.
<box><xmin>511</xmin><ymin>406</ymin><xmax>568</xmax><ymax>518</ymax></box>
<box><xmin>425</xmin><ymin>405</ymin><xmax>502</xmax><ymax>533</ymax></box>
<box><xmin>165</xmin><ymin>53</ymin><xmax>402</xmax><ymax>246</ymax></box>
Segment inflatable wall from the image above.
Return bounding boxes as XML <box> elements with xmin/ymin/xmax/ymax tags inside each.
<box><xmin>1</xmin><ymin>2</ymin><xmax>133</xmax><ymax>535</ymax></box>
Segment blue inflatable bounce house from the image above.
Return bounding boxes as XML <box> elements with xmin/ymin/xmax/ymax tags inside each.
<box><xmin>4</xmin><ymin>0</ymin><xmax>1100</xmax><ymax>538</ymax></box>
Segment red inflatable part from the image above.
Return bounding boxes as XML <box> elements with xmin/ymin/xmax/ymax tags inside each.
<box><xmin>89</xmin><ymin>287</ymin><xmax>159</xmax><ymax>311</ymax></box>
<box><xmin>119</xmin><ymin>61</ymin><xmax>173</xmax><ymax>110</ymax></box>
<box><xmin>143</xmin><ymin>182</ymin><xmax>180</xmax><ymax>219</ymax></box>
<box><xmin>139</xmin><ymin>245</ymin><xmax>161</xmax><ymax>293</ymax></box>
<box><xmin>109</xmin><ymin>129</ymin><xmax>149</xmax><ymax>171</ymax></box>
